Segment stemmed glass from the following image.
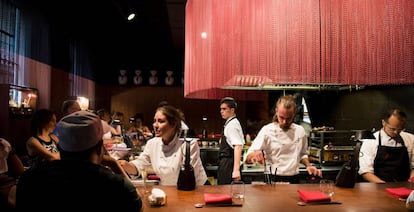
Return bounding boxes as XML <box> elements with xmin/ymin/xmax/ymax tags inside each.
<box><xmin>138</xmin><ymin>165</ymin><xmax>150</xmax><ymax>194</ymax></box>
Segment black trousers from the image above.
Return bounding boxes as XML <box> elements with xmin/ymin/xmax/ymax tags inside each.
<box><xmin>217</xmin><ymin>157</ymin><xmax>234</xmax><ymax>185</ymax></box>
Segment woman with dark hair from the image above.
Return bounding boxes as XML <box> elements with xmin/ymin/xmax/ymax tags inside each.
<box><xmin>26</xmin><ymin>109</ymin><xmax>60</xmax><ymax>168</ymax></box>
<box><xmin>119</xmin><ymin>105</ymin><xmax>207</xmax><ymax>185</ymax></box>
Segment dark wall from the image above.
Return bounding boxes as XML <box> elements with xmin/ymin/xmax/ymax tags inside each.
<box><xmin>97</xmin><ymin>85</ymin><xmax>269</xmax><ymax>137</ymax></box>
<box><xmin>306</xmin><ymin>85</ymin><xmax>414</xmax><ymax>133</ymax></box>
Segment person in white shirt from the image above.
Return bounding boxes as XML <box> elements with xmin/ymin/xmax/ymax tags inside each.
<box><xmin>217</xmin><ymin>97</ymin><xmax>245</xmax><ymax>185</ymax></box>
<box><xmin>96</xmin><ymin>109</ymin><xmax>122</xmax><ymax>143</ymax></box>
<box><xmin>119</xmin><ymin>105</ymin><xmax>207</xmax><ymax>185</ymax></box>
<box><xmin>245</xmin><ymin>95</ymin><xmax>322</xmax><ymax>183</ymax></box>
<box><xmin>359</xmin><ymin>108</ymin><xmax>414</xmax><ymax>183</ymax></box>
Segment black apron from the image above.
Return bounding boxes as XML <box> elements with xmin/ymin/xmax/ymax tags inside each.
<box><xmin>217</xmin><ymin>117</ymin><xmax>240</xmax><ymax>185</ymax></box>
<box><xmin>374</xmin><ymin>133</ymin><xmax>410</xmax><ymax>182</ymax></box>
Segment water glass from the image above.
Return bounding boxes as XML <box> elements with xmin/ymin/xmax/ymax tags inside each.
<box><xmin>231</xmin><ymin>180</ymin><xmax>245</xmax><ymax>199</ymax></box>
<box><xmin>319</xmin><ymin>179</ymin><xmax>335</xmax><ymax>198</ymax></box>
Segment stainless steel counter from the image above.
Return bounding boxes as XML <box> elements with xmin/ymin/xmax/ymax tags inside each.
<box><xmin>199</xmin><ymin>145</ymin><xmax>342</xmax><ymax>183</ymax></box>
<box><xmin>242</xmin><ymin>163</ymin><xmax>342</xmax><ymax>183</ymax></box>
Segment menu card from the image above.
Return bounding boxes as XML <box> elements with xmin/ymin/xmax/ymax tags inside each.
<box><xmin>297</xmin><ymin>189</ymin><xmax>331</xmax><ymax>203</ymax></box>
<box><xmin>204</xmin><ymin>193</ymin><xmax>232</xmax><ymax>205</ymax></box>
<box><xmin>385</xmin><ymin>187</ymin><xmax>413</xmax><ymax>199</ymax></box>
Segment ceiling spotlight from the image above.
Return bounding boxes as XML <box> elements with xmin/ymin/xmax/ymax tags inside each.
<box><xmin>112</xmin><ymin>0</ymin><xmax>136</xmax><ymax>22</ymax></box>
<box><xmin>127</xmin><ymin>13</ymin><xmax>135</xmax><ymax>21</ymax></box>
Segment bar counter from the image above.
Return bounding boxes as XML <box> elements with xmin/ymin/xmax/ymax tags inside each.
<box><xmin>139</xmin><ymin>182</ymin><xmax>409</xmax><ymax>211</ymax></box>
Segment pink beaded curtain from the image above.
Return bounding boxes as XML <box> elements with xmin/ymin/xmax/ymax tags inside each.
<box><xmin>185</xmin><ymin>0</ymin><xmax>321</xmax><ymax>100</ymax></box>
<box><xmin>321</xmin><ymin>0</ymin><xmax>414</xmax><ymax>85</ymax></box>
<box><xmin>184</xmin><ymin>0</ymin><xmax>414</xmax><ymax>100</ymax></box>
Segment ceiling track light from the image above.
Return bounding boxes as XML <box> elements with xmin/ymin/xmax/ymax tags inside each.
<box><xmin>127</xmin><ymin>12</ymin><xmax>135</xmax><ymax>21</ymax></box>
<box><xmin>113</xmin><ymin>0</ymin><xmax>136</xmax><ymax>22</ymax></box>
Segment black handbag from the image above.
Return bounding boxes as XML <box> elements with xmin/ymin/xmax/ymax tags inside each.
<box><xmin>177</xmin><ymin>139</ymin><xmax>196</xmax><ymax>191</ymax></box>
<box><xmin>335</xmin><ymin>141</ymin><xmax>362</xmax><ymax>188</ymax></box>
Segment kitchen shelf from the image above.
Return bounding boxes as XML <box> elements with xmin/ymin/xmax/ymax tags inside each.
<box><xmin>309</xmin><ymin>130</ymin><xmax>357</xmax><ymax>166</ymax></box>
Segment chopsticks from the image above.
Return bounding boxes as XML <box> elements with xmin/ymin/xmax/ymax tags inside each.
<box><xmin>264</xmin><ymin>166</ymin><xmax>272</xmax><ymax>184</ymax></box>
<box><xmin>263</xmin><ymin>150</ymin><xmax>273</xmax><ymax>184</ymax></box>
<box><xmin>263</xmin><ymin>150</ymin><xmax>278</xmax><ymax>184</ymax></box>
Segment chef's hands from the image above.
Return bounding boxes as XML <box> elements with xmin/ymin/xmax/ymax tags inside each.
<box><xmin>118</xmin><ymin>160</ymin><xmax>138</xmax><ymax>176</ymax></box>
<box><xmin>246</xmin><ymin>151</ymin><xmax>265</xmax><ymax>165</ymax></box>
<box><xmin>246</xmin><ymin>151</ymin><xmax>323</xmax><ymax>178</ymax></box>
<box><xmin>306</xmin><ymin>165</ymin><xmax>323</xmax><ymax>178</ymax></box>
<box><xmin>232</xmin><ymin>171</ymin><xmax>241</xmax><ymax>181</ymax></box>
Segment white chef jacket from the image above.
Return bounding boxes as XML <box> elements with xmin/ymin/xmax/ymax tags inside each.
<box><xmin>246</xmin><ymin>122</ymin><xmax>308</xmax><ymax>176</ymax></box>
<box><xmin>130</xmin><ymin>134</ymin><xmax>207</xmax><ymax>185</ymax></box>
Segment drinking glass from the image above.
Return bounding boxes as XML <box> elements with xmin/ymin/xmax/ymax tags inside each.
<box><xmin>231</xmin><ymin>180</ymin><xmax>245</xmax><ymax>200</ymax></box>
<box><xmin>138</xmin><ymin>165</ymin><xmax>149</xmax><ymax>194</ymax></box>
<box><xmin>320</xmin><ymin>179</ymin><xmax>335</xmax><ymax>198</ymax></box>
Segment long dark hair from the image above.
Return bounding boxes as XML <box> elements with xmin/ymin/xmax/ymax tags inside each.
<box><xmin>155</xmin><ymin>105</ymin><xmax>182</xmax><ymax>135</ymax></box>
<box><xmin>30</xmin><ymin>109</ymin><xmax>56</xmax><ymax>136</ymax></box>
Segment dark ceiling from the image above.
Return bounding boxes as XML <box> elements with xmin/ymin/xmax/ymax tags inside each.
<box><xmin>34</xmin><ymin>0</ymin><xmax>187</xmax><ymax>83</ymax></box>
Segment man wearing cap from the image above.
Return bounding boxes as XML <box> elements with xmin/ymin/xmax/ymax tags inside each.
<box><xmin>15</xmin><ymin>111</ymin><xmax>142</xmax><ymax>211</ymax></box>
<box><xmin>55</xmin><ymin>101</ymin><xmax>130</xmax><ymax>180</ymax></box>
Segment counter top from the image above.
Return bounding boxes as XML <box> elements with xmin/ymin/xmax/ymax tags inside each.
<box><xmin>138</xmin><ymin>182</ymin><xmax>409</xmax><ymax>211</ymax></box>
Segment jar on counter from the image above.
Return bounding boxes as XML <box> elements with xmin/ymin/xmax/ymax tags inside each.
<box><xmin>245</xmin><ymin>134</ymin><xmax>251</xmax><ymax>146</ymax></box>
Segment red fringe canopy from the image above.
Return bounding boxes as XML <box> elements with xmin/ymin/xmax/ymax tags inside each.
<box><xmin>184</xmin><ymin>0</ymin><xmax>414</xmax><ymax>100</ymax></box>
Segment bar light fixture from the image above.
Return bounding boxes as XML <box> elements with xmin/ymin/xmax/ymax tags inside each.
<box><xmin>113</xmin><ymin>0</ymin><xmax>136</xmax><ymax>22</ymax></box>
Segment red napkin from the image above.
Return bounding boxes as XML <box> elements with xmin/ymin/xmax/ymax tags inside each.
<box><xmin>297</xmin><ymin>190</ymin><xmax>331</xmax><ymax>203</ymax></box>
<box><xmin>385</xmin><ymin>187</ymin><xmax>413</xmax><ymax>198</ymax></box>
<box><xmin>204</xmin><ymin>193</ymin><xmax>233</xmax><ymax>204</ymax></box>
<box><xmin>148</xmin><ymin>175</ymin><xmax>160</xmax><ymax>180</ymax></box>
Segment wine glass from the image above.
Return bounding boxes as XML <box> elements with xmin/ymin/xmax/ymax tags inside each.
<box><xmin>138</xmin><ymin>165</ymin><xmax>149</xmax><ymax>194</ymax></box>
<box><xmin>320</xmin><ymin>179</ymin><xmax>335</xmax><ymax>198</ymax></box>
